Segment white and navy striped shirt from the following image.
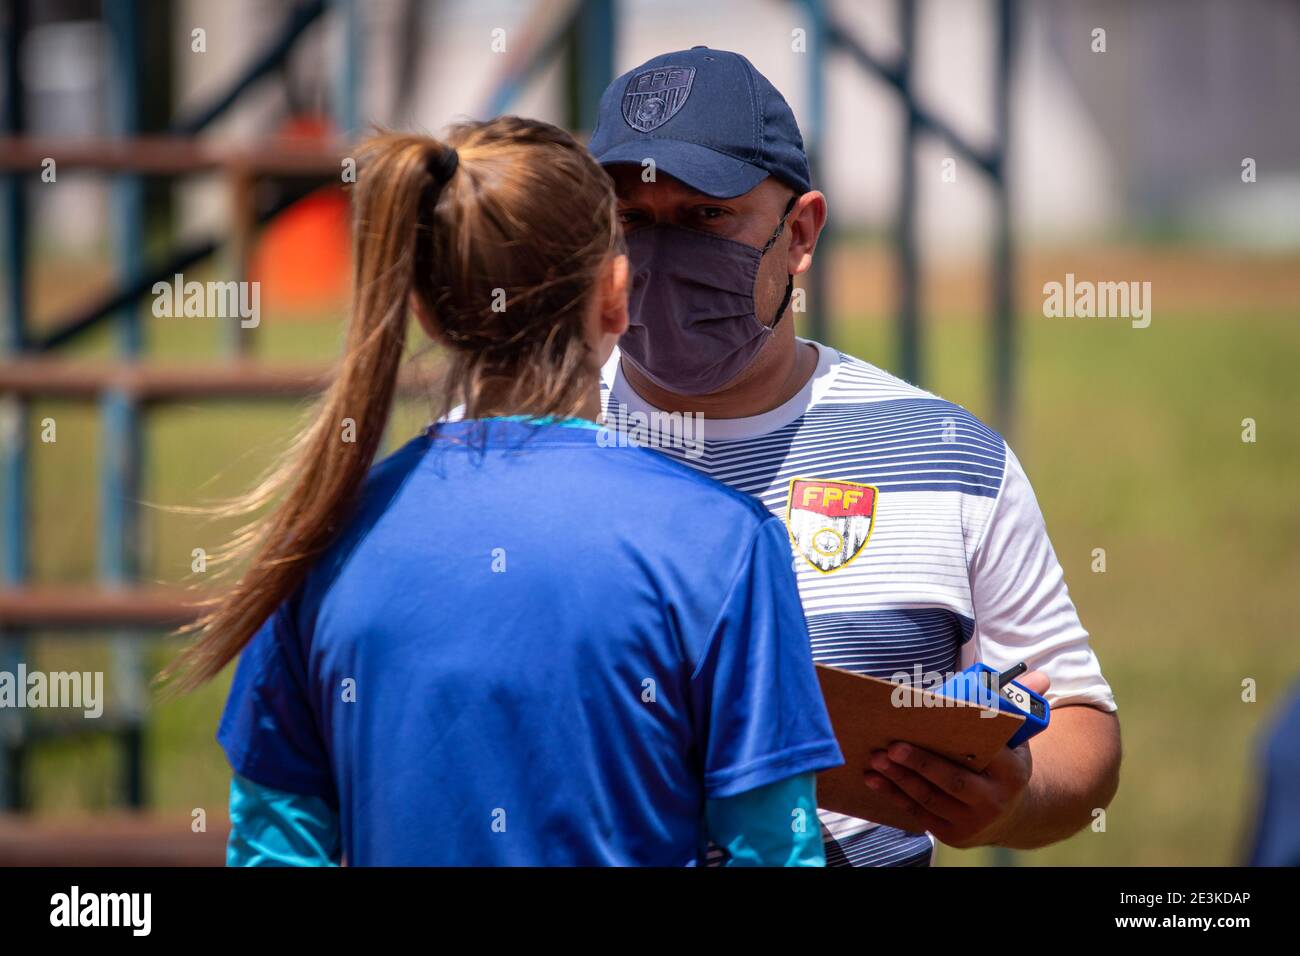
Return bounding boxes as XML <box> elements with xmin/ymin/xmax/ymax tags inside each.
<box><xmin>601</xmin><ymin>339</ymin><xmax>1116</xmax><ymax>867</ymax></box>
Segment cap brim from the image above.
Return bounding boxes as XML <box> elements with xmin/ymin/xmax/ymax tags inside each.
<box><xmin>594</xmin><ymin>139</ymin><xmax>769</xmax><ymax>199</ymax></box>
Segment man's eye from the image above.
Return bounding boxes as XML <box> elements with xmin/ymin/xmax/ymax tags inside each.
<box><xmin>696</xmin><ymin>207</ymin><xmax>728</xmax><ymax>220</ymax></box>
<box><xmin>617</xmin><ymin>210</ymin><xmax>646</xmax><ymax>227</ymax></box>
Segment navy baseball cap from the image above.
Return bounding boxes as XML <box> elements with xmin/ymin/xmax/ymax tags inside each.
<box><xmin>589</xmin><ymin>46</ymin><xmax>812</xmax><ymax>199</ymax></box>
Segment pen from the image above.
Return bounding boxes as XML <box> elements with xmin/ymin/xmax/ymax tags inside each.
<box><xmin>997</xmin><ymin>662</ymin><xmax>1028</xmax><ymax>690</ymax></box>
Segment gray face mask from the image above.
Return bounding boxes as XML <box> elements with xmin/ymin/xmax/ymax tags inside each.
<box><xmin>620</xmin><ymin>197</ymin><xmax>797</xmax><ymax>396</ymax></box>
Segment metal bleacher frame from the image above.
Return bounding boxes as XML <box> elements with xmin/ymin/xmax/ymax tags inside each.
<box><xmin>0</xmin><ymin>0</ymin><xmax>345</xmax><ymax>817</ymax></box>
<box><xmin>0</xmin><ymin>0</ymin><xmax>621</xmax><ymax>824</ymax></box>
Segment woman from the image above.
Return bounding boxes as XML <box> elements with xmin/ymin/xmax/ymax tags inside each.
<box><xmin>169</xmin><ymin>117</ymin><xmax>842</xmax><ymax>866</ymax></box>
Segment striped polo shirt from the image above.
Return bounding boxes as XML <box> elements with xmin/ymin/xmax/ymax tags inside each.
<box><xmin>601</xmin><ymin>339</ymin><xmax>1117</xmax><ymax>867</ymax></box>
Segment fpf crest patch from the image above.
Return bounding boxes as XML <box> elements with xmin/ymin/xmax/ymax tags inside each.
<box><xmin>622</xmin><ymin>65</ymin><xmax>695</xmax><ymax>132</ymax></box>
<box><xmin>785</xmin><ymin>478</ymin><xmax>878</xmax><ymax>574</ymax></box>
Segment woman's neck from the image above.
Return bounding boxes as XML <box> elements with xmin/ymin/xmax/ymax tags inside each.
<box><xmin>466</xmin><ymin>379</ymin><xmax>602</xmax><ymax>424</ymax></box>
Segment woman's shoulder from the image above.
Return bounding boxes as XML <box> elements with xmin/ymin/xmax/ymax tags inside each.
<box><xmin>590</xmin><ymin>439</ymin><xmax>776</xmax><ymax>533</ymax></box>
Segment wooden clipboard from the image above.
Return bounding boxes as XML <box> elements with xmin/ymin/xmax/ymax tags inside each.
<box><xmin>815</xmin><ymin>664</ymin><xmax>1025</xmax><ymax>832</ymax></box>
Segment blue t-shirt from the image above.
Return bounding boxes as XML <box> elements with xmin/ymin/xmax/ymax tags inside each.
<box><xmin>218</xmin><ymin>418</ymin><xmax>843</xmax><ymax>865</ymax></box>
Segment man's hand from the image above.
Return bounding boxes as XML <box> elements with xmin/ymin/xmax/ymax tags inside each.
<box><xmin>863</xmin><ymin>670</ymin><xmax>1051</xmax><ymax>848</ymax></box>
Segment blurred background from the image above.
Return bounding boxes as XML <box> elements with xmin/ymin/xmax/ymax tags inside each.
<box><xmin>0</xmin><ymin>0</ymin><xmax>1296</xmax><ymax>866</ymax></box>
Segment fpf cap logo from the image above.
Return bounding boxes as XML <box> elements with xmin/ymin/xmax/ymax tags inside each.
<box><xmin>786</xmin><ymin>479</ymin><xmax>878</xmax><ymax>574</ymax></box>
<box><xmin>622</xmin><ymin>65</ymin><xmax>696</xmax><ymax>132</ymax></box>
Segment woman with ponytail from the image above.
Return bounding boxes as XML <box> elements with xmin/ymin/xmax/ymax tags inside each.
<box><xmin>177</xmin><ymin>117</ymin><xmax>842</xmax><ymax>866</ymax></box>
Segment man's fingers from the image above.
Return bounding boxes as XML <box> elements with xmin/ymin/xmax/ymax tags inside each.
<box><xmin>981</xmin><ymin>740</ymin><xmax>1034</xmax><ymax>785</ymax></box>
<box><xmin>870</xmin><ymin>749</ymin><xmax>970</xmax><ymax>821</ymax></box>
<box><xmin>1018</xmin><ymin>669</ymin><xmax>1050</xmax><ymax>695</ymax></box>
<box><xmin>884</xmin><ymin>742</ymin><xmax>986</xmax><ymax>807</ymax></box>
<box><xmin>863</xmin><ymin>770</ymin><xmax>949</xmax><ymax>834</ymax></box>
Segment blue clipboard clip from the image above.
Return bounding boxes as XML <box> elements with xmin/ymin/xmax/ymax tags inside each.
<box><xmin>934</xmin><ymin>662</ymin><xmax>1050</xmax><ymax>748</ymax></box>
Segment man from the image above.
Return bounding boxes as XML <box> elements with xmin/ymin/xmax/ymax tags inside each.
<box><xmin>589</xmin><ymin>47</ymin><xmax>1121</xmax><ymax>866</ymax></box>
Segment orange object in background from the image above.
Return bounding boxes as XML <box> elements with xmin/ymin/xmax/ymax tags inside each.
<box><xmin>248</xmin><ymin>116</ymin><xmax>351</xmax><ymax>315</ymax></box>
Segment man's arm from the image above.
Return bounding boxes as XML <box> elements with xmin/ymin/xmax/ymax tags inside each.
<box><xmin>865</xmin><ymin>684</ymin><xmax>1121</xmax><ymax>849</ymax></box>
<box><xmin>998</xmin><ymin>701</ymin><xmax>1121</xmax><ymax>848</ymax></box>
<box><xmin>863</xmin><ymin>442</ymin><xmax>1121</xmax><ymax>849</ymax></box>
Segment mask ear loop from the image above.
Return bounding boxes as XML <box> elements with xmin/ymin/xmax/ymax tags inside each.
<box><xmin>760</xmin><ymin>194</ymin><xmax>800</xmax><ymax>329</ymax></box>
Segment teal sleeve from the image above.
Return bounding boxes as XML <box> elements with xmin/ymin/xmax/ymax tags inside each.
<box><xmin>704</xmin><ymin>772</ymin><xmax>825</xmax><ymax>866</ymax></box>
<box><xmin>227</xmin><ymin>774</ymin><xmax>342</xmax><ymax>867</ymax></box>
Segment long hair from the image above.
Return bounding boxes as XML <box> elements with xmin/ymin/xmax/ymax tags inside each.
<box><xmin>162</xmin><ymin>116</ymin><xmax>622</xmax><ymax>691</ymax></box>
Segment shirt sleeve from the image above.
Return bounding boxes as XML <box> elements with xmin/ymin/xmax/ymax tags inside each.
<box><xmin>1247</xmin><ymin>686</ymin><xmax>1300</xmax><ymax>867</ymax></box>
<box><xmin>216</xmin><ymin>605</ymin><xmax>337</xmax><ymax>801</ymax></box>
<box><xmin>227</xmin><ymin>774</ymin><xmax>341</xmax><ymax>867</ymax></box>
<box><xmin>963</xmin><ymin>445</ymin><xmax>1117</xmax><ymax>712</ymax></box>
<box><xmin>705</xmin><ymin>772</ymin><xmax>825</xmax><ymax>866</ymax></box>
<box><xmin>691</xmin><ymin>516</ymin><xmax>845</xmax><ymax>799</ymax></box>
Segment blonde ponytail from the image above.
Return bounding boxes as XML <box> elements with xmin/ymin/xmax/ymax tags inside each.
<box><xmin>164</xmin><ymin>118</ymin><xmax>619</xmax><ymax>690</ymax></box>
<box><xmin>163</xmin><ymin>136</ymin><xmax>456</xmax><ymax>690</ymax></box>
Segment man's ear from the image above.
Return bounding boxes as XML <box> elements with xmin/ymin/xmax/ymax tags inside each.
<box><xmin>786</xmin><ymin>190</ymin><xmax>827</xmax><ymax>276</ymax></box>
<box><xmin>600</xmin><ymin>253</ymin><xmax>630</xmax><ymax>338</ymax></box>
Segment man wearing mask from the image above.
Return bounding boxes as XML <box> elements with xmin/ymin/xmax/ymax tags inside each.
<box><xmin>590</xmin><ymin>47</ymin><xmax>1121</xmax><ymax>866</ymax></box>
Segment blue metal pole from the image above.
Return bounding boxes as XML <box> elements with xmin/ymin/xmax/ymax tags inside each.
<box><xmin>106</xmin><ymin>2</ymin><xmax>144</xmax><ymax>357</ymax></box>
<box><xmin>800</xmin><ymin>0</ymin><xmax>829</xmax><ymax>346</ymax></box>
<box><xmin>574</xmin><ymin>0</ymin><xmax>615</xmax><ymax>135</ymax></box>
<box><xmin>990</xmin><ymin>0</ymin><xmax>1017</xmax><ymax>440</ymax></box>
<box><xmin>2</xmin><ymin>0</ymin><xmax>29</xmax><ymax>575</ymax></box>
<box><xmin>104</xmin><ymin>0</ymin><xmax>146</xmax><ymax>808</ymax></box>
<box><xmin>0</xmin><ymin>0</ymin><xmax>29</xmax><ymax>811</ymax></box>
<box><xmin>896</xmin><ymin>0</ymin><xmax>921</xmax><ymax>386</ymax></box>
<box><xmin>483</xmin><ymin>5</ymin><xmax>584</xmax><ymax>119</ymax></box>
<box><xmin>332</xmin><ymin>0</ymin><xmax>362</xmax><ymax>138</ymax></box>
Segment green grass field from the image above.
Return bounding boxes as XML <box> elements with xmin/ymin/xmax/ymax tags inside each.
<box><xmin>12</xmin><ymin>247</ymin><xmax>1300</xmax><ymax>866</ymax></box>
<box><xmin>834</xmin><ymin>298</ymin><xmax>1300</xmax><ymax>866</ymax></box>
